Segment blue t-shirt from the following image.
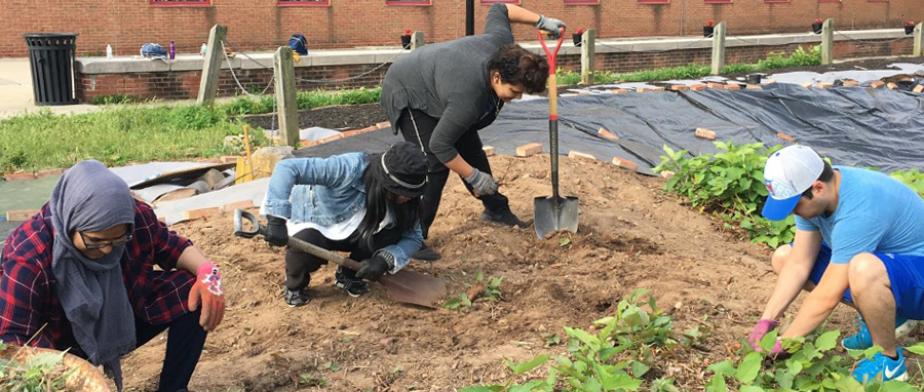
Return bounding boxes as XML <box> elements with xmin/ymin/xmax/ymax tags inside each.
<box><xmin>795</xmin><ymin>166</ymin><xmax>924</xmax><ymax>264</ymax></box>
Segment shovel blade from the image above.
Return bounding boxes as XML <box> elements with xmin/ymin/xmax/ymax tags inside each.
<box><xmin>533</xmin><ymin>196</ymin><xmax>579</xmax><ymax>239</ymax></box>
<box><xmin>380</xmin><ymin>269</ymin><xmax>448</xmax><ymax>308</ymax></box>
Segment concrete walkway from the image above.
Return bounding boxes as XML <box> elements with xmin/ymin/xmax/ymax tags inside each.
<box><xmin>0</xmin><ymin>58</ymin><xmax>100</xmax><ymax>119</ymax></box>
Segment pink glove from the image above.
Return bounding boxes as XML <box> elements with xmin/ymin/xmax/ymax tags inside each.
<box><xmin>188</xmin><ymin>261</ymin><xmax>226</xmax><ymax>331</ymax></box>
<box><xmin>747</xmin><ymin>319</ymin><xmax>778</xmax><ymax>350</ymax></box>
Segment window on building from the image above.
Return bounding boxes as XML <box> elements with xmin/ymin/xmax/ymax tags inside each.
<box><xmin>564</xmin><ymin>0</ymin><xmax>600</xmax><ymax>5</ymax></box>
<box><xmin>385</xmin><ymin>0</ymin><xmax>432</xmax><ymax>5</ymax></box>
<box><xmin>278</xmin><ymin>0</ymin><xmax>330</xmax><ymax>6</ymax></box>
<box><xmin>149</xmin><ymin>0</ymin><xmax>210</xmax><ymax>6</ymax></box>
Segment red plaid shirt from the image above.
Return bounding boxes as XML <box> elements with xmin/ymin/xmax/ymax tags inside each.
<box><xmin>0</xmin><ymin>200</ymin><xmax>195</xmax><ymax>351</ymax></box>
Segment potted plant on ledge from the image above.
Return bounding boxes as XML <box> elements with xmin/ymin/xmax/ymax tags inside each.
<box><xmin>703</xmin><ymin>20</ymin><xmax>715</xmax><ymax>38</ymax></box>
<box><xmin>401</xmin><ymin>29</ymin><xmax>412</xmax><ymax>50</ymax></box>
<box><xmin>812</xmin><ymin>18</ymin><xmax>824</xmax><ymax>34</ymax></box>
<box><xmin>573</xmin><ymin>28</ymin><xmax>586</xmax><ymax>47</ymax></box>
<box><xmin>905</xmin><ymin>20</ymin><xmax>917</xmax><ymax>35</ymax></box>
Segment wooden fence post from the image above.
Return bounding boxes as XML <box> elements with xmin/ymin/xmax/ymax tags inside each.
<box><xmin>274</xmin><ymin>47</ymin><xmax>299</xmax><ymax>148</ymax></box>
<box><xmin>197</xmin><ymin>24</ymin><xmax>227</xmax><ymax>105</ymax></box>
<box><xmin>821</xmin><ymin>18</ymin><xmax>834</xmax><ymax>65</ymax></box>
<box><xmin>581</xmin><ymin>29</ymin><xmax>596</xmax><ymax>85</ymax></box>
<box><xmin>711</xmin><ymin>22</ymin><xmax>726</xmax><ymax>75</ymax></box>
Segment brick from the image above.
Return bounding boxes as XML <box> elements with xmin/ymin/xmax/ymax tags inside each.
<box><xmin>815</xmin><ymin>82</ymin><xmax>834</xmax><ymax>89</ymax></box>
<box><xmin>801</xmin><ymin>81</ymin><xmax>814</xmax><ymax>88</ymax></box>
<box><xmin>597</xmin><ymin>127</ymin><xmax>620</xmax><ymax>142</ymax></box>
<box><xmin>609</xmin><ymin>88</ymin><xmax>628</xmax><ymax>94</ymax></box>
<box><xmin>300</xmin><ymin>139</ymin><xmax>320</xmax><ymax>148</ymax></box>
<box><xmin>222</xmin><ymin>199</ymin><xmax>255</xmax><ymax>212</ymax></box>
<box><xmin>6</xmin><ymin>209</ymin><xmax>39</xmax><ymax>221</ymax></box>
<box><xmin>870</xmin><ymin>80</ymin><xmax>886</xmax><ymax>88</ymax></box>
<box><xmin>914</xmin><ymin>85</ymin><xmax>924</xmax><ymax>94</ymax></box>
<box><xmin>690</xmin><ymin>84</ymin><xmax>707</xmax><ymax>91</ymax></box>
<box><xmin>482</xmin><ymin>146</ymin><xmax>496</xmax><ymax>157</ymax></box>
<box><xmin>515</xmin><ymin>143</ymin><xmax>543</xmax><ymax>157</ymax></box>
<box><xmin>694</xmin><ymin>128</ymin><xmax>717</xmax><ymax>140</ymax></box>
<box><xmin>670</xmin><ymin>85</ymin><xmax>689</xmax><ymax>91</ymax></box>
<box><xmin>318</xmin><ymin>133</ymin><xmax>344</xmax><ymax>144</ymax></box>
<box><xmin>375</xmin><ymin>121</ymin><xmax>391</xmax><ymax>129</ymax></box>
<box><xmin>746</xmin><ymin>84</ymin><xmax>762</xmax><ymax>90</ymax></box>
<box><xmin>568</xmin><ymin>150</ymin><xmax>596</xmax><ymax>161</ymax></box>
<box><xmin>776</xmin><ymin>132</ymin><xmax>796</xmax><ymax>142</ymax></box>
<box><xmin>611</xmin><ymin>157</ymin><xmax>639</xmax><ymax>172</ymax></box>
<box><xmin>707</xmin><ymin>82</ymin><xmax>725</xmax><ymax>90</ymax></box>
<box><xmin>183</xmin><ymin>207</ymin><xmax>221</xmax><ymax>221</ymax></box>
<box><xmin>842</xmin><ymin>80</ymin><xmax>860</xmax><ymax>87</ymax></box>
<box><xmin>3</xmin><ymin>172</ymin><xmax>36</xmax><ymax>181</ymax></box>
<box><xmin>35</xmin><ymin>168</ymin><xmax>63</xmax><ymax>178</ymax></box>
<box><xmin>886</xmin><ymin>82</ymin><xmax>898</xmax><ymax>90</ymax></box>
<box><xmin>725</xmin><ymin>83</ymin><xmax>742</xmax><ymax>91</ymax></box>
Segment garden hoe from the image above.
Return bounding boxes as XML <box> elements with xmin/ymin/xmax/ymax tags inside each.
<box><xmin>233</xmin><ymin>209</ymin><xmax>447</xmax><ymax>308</ymax></box>
<box><xmin>534</xmin><ymin>28</ymin><xmax>579</xmax><ymax>240</ymax></box>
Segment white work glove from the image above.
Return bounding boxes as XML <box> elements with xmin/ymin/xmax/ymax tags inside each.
<box><xmin>536</xmin><ymin>15</ymin><xmax>567</xmax><ymax>39</ymax></box>
<box><xmin>464</xmin><ymin>168</ymin><xmax>498</xmax><ymax>197</ymax></box>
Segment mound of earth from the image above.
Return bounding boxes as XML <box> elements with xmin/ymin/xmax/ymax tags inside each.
<box><xmin>122</xmin><ymin>154</ymin><xmax>869</xmax><ymax>391</ymax></box>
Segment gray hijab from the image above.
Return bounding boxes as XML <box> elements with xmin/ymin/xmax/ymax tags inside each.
<box><xmin>49</xmin><ymin>160</ymin><xmax>136</xmax><ymax>390</ymax></box>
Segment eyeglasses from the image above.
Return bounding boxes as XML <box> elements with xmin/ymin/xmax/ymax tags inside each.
<box><xmin>79</xmin><ymin>231</ymin><xmax>133</xmax><ymax>249</ymax></box>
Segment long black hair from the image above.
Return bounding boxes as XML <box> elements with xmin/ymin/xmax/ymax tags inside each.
<box><xmin>357</xmin><ymin>156</ymin><xmax>421</xmax><ymax>251</ymax></box>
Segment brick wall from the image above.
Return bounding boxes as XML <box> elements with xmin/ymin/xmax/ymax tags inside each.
<box><xmin>76</xmin><ymin>37</ymin><xmax>912</xmax><ymax>102</ymax></box>
<box><xmin>2</xmin><ymin>0</ymin><xmax>921</xmax><ymax>57</ymax></box>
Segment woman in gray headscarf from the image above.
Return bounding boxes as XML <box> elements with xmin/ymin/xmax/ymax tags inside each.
<box><xmin>0</xmin><ymin>160</ymin><xmax>227</xmax><ymax>392</ymax></box>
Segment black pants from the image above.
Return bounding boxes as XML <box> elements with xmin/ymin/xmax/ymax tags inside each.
<box><xmin>285</xmin><ymin>226</ymin><xmax>403</xmax><ymax>290</ymax></box>
<box><xmin>134</xmin><ymin>310</ymin><xmax>207</xmax><ymax>392</ymax></box>
<box><xmin>396</xmin><ymin>108</ymin><xmax>512</xmax><ymax>239</ymax></box>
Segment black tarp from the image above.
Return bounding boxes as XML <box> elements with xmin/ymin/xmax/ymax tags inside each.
<box><xmin>296</xmin><ymin>83</ymin><xmax>924</xmax><ymax>174</ymax></box>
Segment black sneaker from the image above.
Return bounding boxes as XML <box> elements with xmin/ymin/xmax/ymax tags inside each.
<box><xmin>481</xmin><ymin>209</ymin><xmax>531</xmax><ymax>229</ymax></box>
<box><xmin>335</xmin><ymin>269</ymin><xmax>369</xmax><ymax>297</ymax></box>
<box><xmin>284</xmin><ymin>288</ymin><xmax>311</xmax><ymax>307</ymax></box>
<box><xmin>412</xmin><ymin>244</ymin><xmax>442</xmax><ymax>261</ymax></box>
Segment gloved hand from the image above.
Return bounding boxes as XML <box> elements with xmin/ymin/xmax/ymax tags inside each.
<box><xmin>356</xmin><ymin>251</ymin><xmax>394</xmax><ymax>281</ymax></box>
<box><xmin>747</xmin><ymin>319</ymin><xmax>779</xmax><ymax>350</ymax></box>
<box><xmin>265</xmin><ymin>215</ymin><xmax>289</xmax><ymax>247</ymax></box>
<box><xmin>536</xmin><ymin>15</ymin><xmax>567</xmax><ymax>39</ymax></box>
<box><xmin>188</xmin><ymin>261</ymin><xmax>226</xmax><ymax>331</ymax></box>
<box><xmin>464</xmin><ymin>168</ymin><xmax>498</xmax><ymax>197</ymax></box>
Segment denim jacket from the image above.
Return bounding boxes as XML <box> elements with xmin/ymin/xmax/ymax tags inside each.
<box><xmin>263</xmin><ymin>153</ymin><xmax>423</xmax><ymax>272</ymax></box>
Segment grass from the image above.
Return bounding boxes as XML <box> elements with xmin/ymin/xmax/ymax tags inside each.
<box><xmin>559</xmin><ymin>45</ymin><xmax>821</xmax><ymax>85</ymax></box>
<box><xmin>0</xmin><ymin>87</ymin><xmax>381</xmax><ymax>173</ymax></box>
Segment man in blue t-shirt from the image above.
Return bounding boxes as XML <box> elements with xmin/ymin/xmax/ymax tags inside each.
<box><xmin>747</xmin><ymin>145</ymin><xmax>924</xmax><ymax>383</ymax></box>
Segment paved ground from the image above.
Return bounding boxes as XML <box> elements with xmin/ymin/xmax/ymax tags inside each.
<box><xmin>0</xmin><ymin>58</ymin><xmax>101</xmax><ymax>119</ymax></box>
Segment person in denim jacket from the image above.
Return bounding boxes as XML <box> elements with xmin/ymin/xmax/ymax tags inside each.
<box><xmin>261</xmin><ymin>142</ymin><xmax>427</xmax><ymax>306</ymax></box>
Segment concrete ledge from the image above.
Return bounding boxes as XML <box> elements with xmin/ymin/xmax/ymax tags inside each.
<box><xmin>77</xmin><ymin>28</ymin><xmax>909</xmax><ymax>75</ymax></box>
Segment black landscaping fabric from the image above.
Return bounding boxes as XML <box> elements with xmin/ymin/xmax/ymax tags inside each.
<box><xmin>298</xmin><ymin>83</ymin><xmax>924</xmax><ymax>174</ymax></box>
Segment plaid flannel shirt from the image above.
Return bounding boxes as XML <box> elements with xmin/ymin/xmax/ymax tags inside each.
<box><xmin>0</xmin><ymin>200</ymin><xmax>194</xmax><ymax>351</ymax></box>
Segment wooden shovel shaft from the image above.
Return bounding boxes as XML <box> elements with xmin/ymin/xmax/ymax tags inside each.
<box><xmin>286</xmin><ymin>236</ymin><xmax>364</xmax><ymax>271</ymax></box>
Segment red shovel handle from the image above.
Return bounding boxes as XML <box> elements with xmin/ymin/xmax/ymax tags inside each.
<box><xmin>537</xmin><ymin>28</ymin><xmax>566</xmax><ymax>75</ymax></box>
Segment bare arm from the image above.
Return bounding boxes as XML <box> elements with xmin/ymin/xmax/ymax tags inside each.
<box><xmin>781</xmin><ymin>263</ymin><xmax>849</xmax><ymax>338</ymax></box>
<box><xmin>760</xmin><ymin>229</ymin><xmax>822</xmax><ymax>320</ymax></box>
<box><xmin>176</xmin><ymin>245</ymin><xmax>211</xmax><ymax>275</ymax></box>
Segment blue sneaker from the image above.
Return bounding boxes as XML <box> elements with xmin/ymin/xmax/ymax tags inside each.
<box><xmin>852</xmin><ymin>349</ymin><xmax>908</xmax><ymax>383</ymax></box>
<box><xmin>842</xmin><ymin>317</ymin><xmax>917</xmax><ymax>350</ymax></box>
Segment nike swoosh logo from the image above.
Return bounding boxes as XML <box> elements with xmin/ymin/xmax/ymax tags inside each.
<box><xmin>884</xmin><ymin>359</ymin><xmax>904</xmax><ymax>379</ymax></box>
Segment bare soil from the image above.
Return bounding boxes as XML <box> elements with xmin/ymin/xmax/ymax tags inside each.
<box><xmin>121</xmin><ymin>154</ymin><xmax>915</xmax><ymax>392</ymax></box>
<box><xmin>241</xmin><ymin>103</ymin><xmax>386</xmax><ymax>131</ymax></box>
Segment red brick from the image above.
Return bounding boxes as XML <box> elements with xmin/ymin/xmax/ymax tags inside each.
<box><xmin>776</xmin><ymin>132</ymin><xmax>796</xmax><ymax>142</ymax></box>
<box><xmin>707</xmin><ymin>82</ymin><xmax>726</xmax><ymax>90</ymax></box>
<box><xmin>870</xmin><ymin>80</ymin><xmax>886</xmax><ymax>88</ymax></box>
<box><xmin>318</xmin><ymin>133</ymin><xmax>344</xmax><ymax>144</ymax></box>
<box><xmin>886</xmin><ymin>82</ymin><xmax>898</xmax><ymax>90</ymax></box>
<box><xmin>725</xmin><ymin>83</ymin><xmax>742</xmax><ymax>91</ymax></box>
<box><xmin>222</xmin><ymin>199</ymin><xmax>255</xmax><ymax>212</ymax></box>
<box><xmin>746</xmin><ymin>84</ymin><xmax>762</xmax><ymax>90</ymax></box>
<box><xmin>35</xmin><ymin>168</ymin><xmax>63</xmax><ymax>178</ymax></box>
<box><xmin>568</xmin><ymin>150</ymin><xmax>596</xmax><ymax>161</ymax></box>
<box><xmin>670</xmin><ymin>85</ymin><xmax>689</xmax><ymax>91</ymax></box>
<box><xmin>694</xmin><ymin>128</ymin><xmax>717</xmax><ymax>140</ymax></box>
<box><xmin>597</xmin><ymin>128</ymin><xmax>620</xmax><ymax>142</ymax></box>
<box><xmin>611</xmin><ymin>157</ymin><xmax>639</xmax><ymax>172</ymax></box>
<box><xmin>914</xmin><ymin>85</ymin><xmax>924</xmax><ymax>94</ymax></box>
<box><xmin>842</xmin><ymin>80</ymin><xmax>860</xmax><ymax>87</ymax></box>
<box><xmin>515</xmin><ymin>143</ymin><xmax>543</xmax><ymax>157</ymax></box>
<box><xmin>483</xmin><ymin>146</ymin><xmax>496</xmax><ymax>157</ymax></box>
<box><xmin>183</xmin><ymin>207</ymin><xmax>221</xmax><ymax>221</ymax></box>
<box><xmin>4</xmin><ymin>172</ymin><xmax>36</xmax><ymax>181</ymax></box>
<box><xmin>690</xmin><ymin>84</ymin><xmax>707</xmax><ymax>91</ymax></box>
<box><xmin>375</xmin><ymin>121</ymin><xmax>391</xmax><ymax>129</ymax></box>
<box><xmin>6</xmin><ymin>209</ymin><xmax>39</xmax><ymax>221</ymax></box>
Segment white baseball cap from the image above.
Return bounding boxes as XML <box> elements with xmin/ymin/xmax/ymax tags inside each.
<box><xmin>761</xmin><ymin>145</ymin><xmax>824</xmax><ymax>221</ymax></box>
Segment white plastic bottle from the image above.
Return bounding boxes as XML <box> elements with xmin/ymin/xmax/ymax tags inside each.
<box><xmin>106</xmin><ymin>44</ymin><xmax>113</xmax><ymax>59</ymax></box>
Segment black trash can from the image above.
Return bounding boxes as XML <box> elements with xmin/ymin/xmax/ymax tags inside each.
<box><xmin>24</xmin><ymin>33</ymin><xmax>79</xmax><ymax>105</ymax></box>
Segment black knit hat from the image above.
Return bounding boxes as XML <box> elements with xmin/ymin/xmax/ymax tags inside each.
<box><xmin>374</xmin><ymin>142</ymin><xmax>428</xmax><ymax>198</ymax></box>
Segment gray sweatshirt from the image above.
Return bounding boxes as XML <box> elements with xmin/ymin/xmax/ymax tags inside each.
<box><xmin>381</xmin><ymin>4</ymin><xmax>515</xmax><ymax>163</ymax></box>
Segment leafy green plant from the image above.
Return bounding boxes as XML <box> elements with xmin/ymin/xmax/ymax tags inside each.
<box><xmin>890</xmin><ymin>169</ymin><xmax>924</xmax><ymax>198</ymax></box>
<box><xmin>462</xmin><ymin>289</ymin><xmax>685</xmax><ymax>392</ymax></box>
<box><xmin>707</xmin><ymin>330</ymin><xmax>924</xmax><ymax>391</ymax></box>
<box><xmin>443</xmin><ymin>292</ymin><xmax>472</xmax><ymax>311</ymax></box>
<box><xmin>655</xmin><ymin>142</ymin><xmax>795</xmax><ymax>248</ymax></box>
<box><xmin>0</xmin><ymin>341</ymin><xmax>77</xmax><ymax>391</ymax></box>
<box><xmin>443</xmin><ymin>271</ymin><xmax>504</xmax><ymax>310</ymax></box>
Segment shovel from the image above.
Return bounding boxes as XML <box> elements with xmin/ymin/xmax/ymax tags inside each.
<box><xmin>534</xmin><ymin>29</ymin><xmax>579</xmax><ymax>240</ymax></box>
<box><xmin>232</xmin><ymin>209</ymin><xmax>447</xmax><ymax>308</ymax></box>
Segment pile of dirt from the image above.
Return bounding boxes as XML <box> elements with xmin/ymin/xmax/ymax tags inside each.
<box><xmin>122</xmin><ymin>154</ymin><xmax>865</xmax><ymax>391</ymax></box>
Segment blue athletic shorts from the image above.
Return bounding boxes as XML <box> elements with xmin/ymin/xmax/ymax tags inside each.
<box><xmin>808</xmin><ymin>245</ymin><xmax>924</xmax><ymax>320</ymax></box>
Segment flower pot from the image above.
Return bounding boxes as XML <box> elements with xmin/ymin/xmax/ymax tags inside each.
<box><xmin>812</xmin><ymin>22</ymin><xmax>823</xmax><ymax>34</ymax></box>
<box><xmin>703</xmin><ymin>26</ymin><xmax>714</xmax><ymax>38</ymax></box>
<box><xmin>905</xmin><ymin>25</ymin><xmax>915</xmax><ymax>35</ymax></box>
<box><xmin>572</xmin><ymin>32</ymin><xmax>583</xmax><ymax>47</ymax></box>
<box><xmin>401</xmin><ymin>35</ymin><xmax>412</xmax><ymax>50</ymax></box>
<box><xmin>746</xmin><ymin>74</ymin><xmax>763</xmax><ymax>84</ymax></box>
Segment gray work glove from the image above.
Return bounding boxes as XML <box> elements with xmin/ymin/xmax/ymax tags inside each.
<box><xmin>464</xmin><ymin>168</ymin><xmax>498</xmax><ymax>197</ymax></box>
<box><xmin>536</xmin><ymin>15</ymin><xmax>567</xmax><ymax>39</ymax></box>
